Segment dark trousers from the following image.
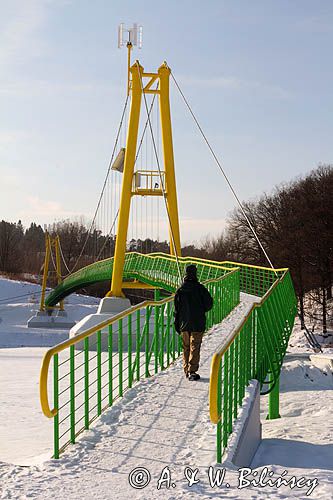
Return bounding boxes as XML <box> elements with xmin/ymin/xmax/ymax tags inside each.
<box><xmin>181</xmin><ymin>331</ymin><xmax>203</xmax><ymax>375</ymax></box>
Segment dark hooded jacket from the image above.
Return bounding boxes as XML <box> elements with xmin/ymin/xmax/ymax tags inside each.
<box><xmin>174</xmin><ymin>276</ymin><xmax>213</xmax><ymax>333</ymax></box>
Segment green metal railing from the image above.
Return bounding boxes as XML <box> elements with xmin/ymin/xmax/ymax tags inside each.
<box><xmin>40</xmin><ymin>268</ymin><xmax>240</xmax><ymax>457</ymax></box>
<box><xmin>209</xmin><ymin>269</ymin><xmax>297</xmax><ymax>462</ymax></box>
<box><xmin>45</xmin><ymin>253</ymin><xmax>234</xmax><ymax>307</ymax></box>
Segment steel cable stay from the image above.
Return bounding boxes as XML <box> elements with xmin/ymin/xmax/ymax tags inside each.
<box><xmin>58</xmin><ymin>89</ymin><xmax>160</xmax><ymax>277</ymax></box>
<box><xmin>95</xmin><ymin>91</ymin><xmax>158</xmax><ymax>261</ymax></box>
<box><xmin>94</xmin><ymin>208</ymin><xmax>120</xmax><ymax>262</ymax></box>
<box><xmin>168</xmin><ymin>67</ymin><xmax>277</xmax><ymax>275</ymax></box>
<box><xmin>0</xmin><ymin>290</ymin><xmax>44</xmax><ymax>305</ymax></box>
<box><xmin>49</xmin><ymin>243</ymin><xmax>58</xmax><ymax>277</ymax></box>
<box><xmin>60</xmin><ymin>95</ymin><xmax>130</xmax><ymax>277</ymax></box>
<box><xmin>58</xmin><ymin>239</ymin><xmax>71</xmax><ymax>276</ymax></box>
<box><xmin>136</xmin><ymin>62</ymin><xmax>183</xmax><ymax>284</ymax></box>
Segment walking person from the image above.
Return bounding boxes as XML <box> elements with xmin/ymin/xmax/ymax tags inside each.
<box><xmin>174</xmin><ymin>264</ymin><xmax>213</xmax><ymax>381</ymax></box>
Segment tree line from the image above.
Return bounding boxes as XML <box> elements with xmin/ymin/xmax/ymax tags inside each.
<box><xmin>200</xmin><ymin>164</ymin><xmax>332</xmax><ymax>334</ymax></box>
<box><xmin>0</xmin><ymin>165</ymin><xmax>332</xmax><ymax>332</ymax></box>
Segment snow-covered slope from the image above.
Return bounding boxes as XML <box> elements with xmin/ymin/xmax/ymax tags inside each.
<box><xmin>0</xmin><ymin>277</ymin><xmax>99</xmax><ymax>347</ymax></box>
<box><xmin>0</xmin><ymin>277</ymin><xmax>99</xmax><ymax>465</ymax></box>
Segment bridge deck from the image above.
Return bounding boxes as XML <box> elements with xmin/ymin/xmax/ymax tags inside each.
<box><xmin>1</xmin><ymin>295</ymin><xmax>256</xmax><ymax>499</ymax></box>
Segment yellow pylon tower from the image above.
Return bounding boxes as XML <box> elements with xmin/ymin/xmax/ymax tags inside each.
<box><xmin>108</xmin><ymin>58</ymin><xmax>182</xmax><ymax>298</ymax></box>
<box><xmin>40</xmin><ymin>232</ymin><xmax>64</xmax><ymax>312</ymax></box>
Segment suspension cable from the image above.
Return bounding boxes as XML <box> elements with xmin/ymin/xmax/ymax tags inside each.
<box><xmin>49</xmin><ymin>243</ymin><xmax>59</xmax><ymax>277</ymax></box>
<box><xmin>0</xmin><ymin>289</ymin><xmax>43</xmax><ymax>304</ymax></box>
<box><xmin>169</xmin><ymin>68</ymin><xmax>276</xmax><ymax>273</ymax></box>
<box><xmin>93</xmin><ymin>94</ymin><xmax>157</xmax><ymax>262</ymax></box>
<box><xmin>95</xmin><ymin>208</ymin><xmax>119</xmax><ymax>261</ymax></box>
<box><xmin>136</xmin><ymin>62</ymin><xmax>183</xmax><ymax>284</ymax></box>
<box><xmin>62</xmin><ymin>95</ymin><xmax>130</xmax><ymax>276</ymax></box>
<box><xmin>58</xmin><ymin>239</ymin><xmax>71</xmax><ymax>275</ymax></box>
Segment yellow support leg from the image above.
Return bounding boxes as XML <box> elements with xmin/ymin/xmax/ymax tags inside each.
<box><xmin>108</xmin><ymin>60</ymin><xmax>182</xmax><ymax>297</ymax></box>
<box><xmin>110</xmin><ymin>62</ymin><xmax>143</xmax><ymax>297</ymax></box>
<box><xmin>40</xmin><ymin>233</ymin><xmax>51</xmax><ymax>312</ymax></box>
<box><xmin>158</xmin><ymin>63</ymin><xmax>181</xmax><ymax>256</ymax></box>
<box><xmin>55</xmin><ymin>236</ymin><xmax>64</xmax><ymax>311</ymax></box>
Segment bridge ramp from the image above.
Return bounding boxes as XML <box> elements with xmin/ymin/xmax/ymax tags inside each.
<box><xmin>1</xmin><ymin>295</ymin><xmax>255</xmax><ymax>499</ymax></box>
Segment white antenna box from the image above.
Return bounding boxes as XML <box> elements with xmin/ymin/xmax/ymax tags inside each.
<box><xmin>118</xmin><ymin>23</ymin><xmax>143</xmax><ymax>48</ymax></box>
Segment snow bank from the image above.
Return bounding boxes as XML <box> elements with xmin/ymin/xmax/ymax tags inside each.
<box><xmin>0</xmin><ymin>277</ymin><xmax>99</xmax><ymax>348</ymax></box>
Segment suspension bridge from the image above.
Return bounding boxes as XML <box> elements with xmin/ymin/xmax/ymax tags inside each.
<box><xmin>37</xmin><ymin>25</ymin><xmax>297</xmax><ymax>464</ymax></box>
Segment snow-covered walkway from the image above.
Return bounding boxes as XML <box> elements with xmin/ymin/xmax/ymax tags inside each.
<box><xmin>0</xmin><ymin>294</ymin><xmax>256</xmax><ymax>499</ymax></box>
<box><xmin>1</xmin><ymin>292</ymin><xmax>333</xmax><ymax>499</ymax></box>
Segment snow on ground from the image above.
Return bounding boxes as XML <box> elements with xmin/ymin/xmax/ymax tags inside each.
<box><xmin>288</xmin><ymin>316</ymin><xmax>333</xmax><ymax>355</ymax></box>
<box><xmin>0</xmin><ymin>277</ymin><xmax>99</xmax><ymax>465</ymax></box>
<box><xmin>1</xmin><ymin>277</ymin><xmax>333</xmax><ymax>499</ymax></box>
<box><xmin>0</xmin><ymin>348</ymin><xmax>53</xmax><ymax>465</ymax></box>
<box><xmin>0</xmin><ymin>277</ymin><xmax>99</xmax><ymax>347</ymax></box>
<box><xmin>0</xmin><ymin>294</ymin><xmax>257</xmax><ymax>499</ymax></box>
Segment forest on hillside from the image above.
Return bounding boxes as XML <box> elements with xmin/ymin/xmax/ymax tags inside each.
<box><xmin>1</xmin><ymin>165</ymin><xmax>332</xmax><ymax>332</ymax></box>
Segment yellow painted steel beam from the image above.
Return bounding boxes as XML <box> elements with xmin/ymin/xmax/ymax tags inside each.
<box><xmin>55</xmin><ymin>236</ymin><xmax>64</xmax><ymax>311</ymax></box>
<box><xmin>143</xmin><ymin>75</ymin><xmax>158</xmax><ymax>92</ymax></box>
<box><xmin>132</xmin><ymin>189</ymin><xmax>164</xmax><ymax>196</ymax></box>
<box><xmin>127</xmin><ymin>42</ymin><xmax>133</xmax><ymax>96</ymax></box>
<box><xmin>110</xmin><ymin>62</ymin><xmax>143</xmax><ymax>297</ymax></box>
<box><xmin>158</xmin><ymin>62</ymin><xmax>181</xmax><ymax>256</ymax></box>
<box><xmin>39</xmin><ymin>233</ymin><xmax>51</xmax><ymax>311</ymax></box>
<box><xmin>121</xmin><ymin>281</ymin><xmax>159</xmax><ymax>289</ymax></box>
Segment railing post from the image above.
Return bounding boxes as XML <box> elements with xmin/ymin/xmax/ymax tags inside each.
<box><xmin>97</xmin><ymin>330</ymin><xmax>102</xmax><ymax>415</ymax></box>
<box><xmin>119</xmin><ymin>319</ymin><xmax>123</xmax><ymax>397</ymax></box>
<box><xmin>166</xmin><ymin>302</ymin><xmax>171</xmax><ymax>366</ymax></box>
<box><xmin>159</xmin><ymin>303</ymin><xmax>165</xmax><ymax>369</ymax></box>
<box><xmin>128</xmin><ymin>313</ymin><xmax>133</xmax><ymax>388</ymax></box>
<box><xmin>53</xmin><ymin>354</ymin><xmax>59</xmax><ymax>459</ymax></box>
<box><xmin>267</xmin><ymin>375</ymin><xmax>281</xmax><ymax>419</ymax></box>
<box><xmin>136</xmin><ymin>310</ymin><xmax>140</xmax><ymax>381</ymax></box>
<box><xmin>84</xmin><ymin>337</ymin><xmax>89</xmax><ymax>429</ymax></box>
<box><xmin>108</xmin><ymin>324</ymin><xmax>113</xmax><ymax>406</ymax></box>
<box><xmin>145</xmin><ymin>307</ymin><xmax>150</xmax><ymax>377</ymax></box>
<box><xmin>233</xmin><ymin>335</ymin><xmax>239</xmax><ymax>418</ymax></box>
<box><xmin>70</xmin><ymin>345</ymin><xmax>75</xmax><ymax>443</ymax></box>
<box><xmin>154</xmin><ymin>289</ymin><xmax>160</xmax><ymax>372</ymax></box>
<box><xmin>222</xmin><ymin>351</ymin><xmax>229</xmax><ymax>449</ymax></box>
<box><xmin>216</xmin><ymin>358</ymin><xmax>222</xmax><ymax>463</ymax></box>
<box><xmin>154</xmin><ymin>304</ymin><xmax>159</xmax><ymax>374</ymax></box>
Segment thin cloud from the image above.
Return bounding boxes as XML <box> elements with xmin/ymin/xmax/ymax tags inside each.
<box><xmin>296</xmin><ymin>15</ymin><xmax>333</xmax><ymax>34</ymax></box>
<box><xmin>0</xmin><ymin>1</ymin><xmax>46</xmax><ymax>69</ymax></box>
<box><xmin>0</xmin><ymin>79</ymin><xmax>121</xmax><ymax>98</ymax></box>
<box><xmin>0</xmin><ymin>131</ymin><xmax>31</xmax><ymax>148</ymax></box>
<box><xmin>178</xmin><ymin>75</ymin><xmax>292</xmax><ymax>100</ymax></box>
<box><xmin>24</xmin><ymin>196</ymin><xmax>81</xmax><ymax>218</ymax></box>
<box><xmin>142</xmin><ymin>216</ymin><xmax>227</xmax><ymax>244</ymax></box>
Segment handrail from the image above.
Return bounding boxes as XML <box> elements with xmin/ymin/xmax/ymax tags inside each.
<box><xmin>40</xmin><ymin>269</ymin><xmax>239</xmax><ymax>419</ymax></box>
<box><xmin>150</xmin><ymin>253</ymin><xmax>288</xmax><ymax>272</ymax></box>
<box><xmin>220</xmin><ymin>260</ymin><xmax>288</xmax><ymax>272</ymax></box>
<box><xmin>209</xmin><ymin>274</ymin><xmax>285</xmax><ymax>424</ymax></box>
<box><xmin>40</xmin><ymin>296</ymin><xmax>173</xmax><ymax>418</ymax></box>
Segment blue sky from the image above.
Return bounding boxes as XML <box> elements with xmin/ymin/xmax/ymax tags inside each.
<box><xmin>1</xmin><ymin>0</ymin><xmax>332</xmax><ymax>244</ymax></box>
